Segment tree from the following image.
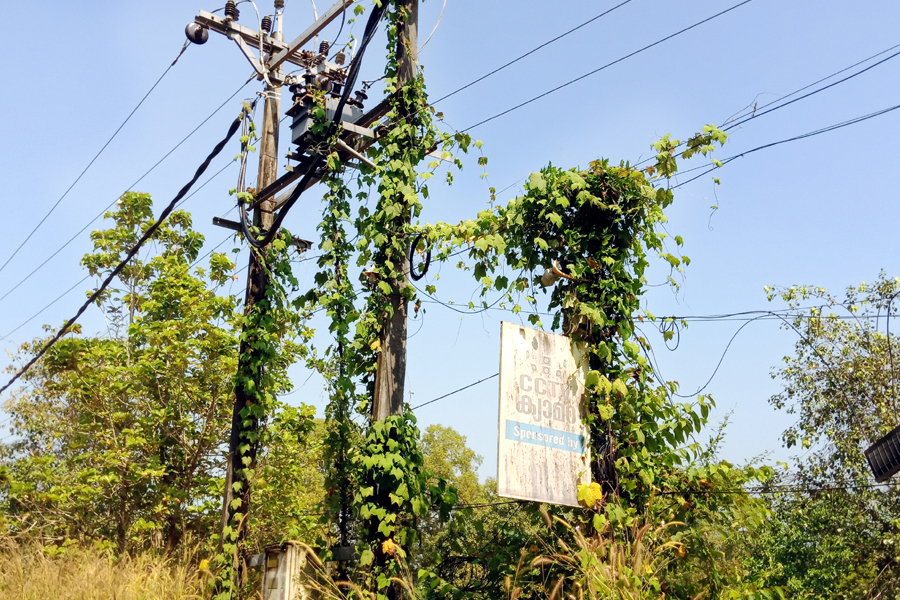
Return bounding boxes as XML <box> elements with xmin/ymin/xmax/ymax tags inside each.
<box><xmin>0</xmin><ymin>193</ymin><xmax>316</xmax><ymax>555</ymax></box>
<box><xmin>249</xmin><ymin>413</ymin><xmax>326</xmax><ymax>549</ymax></box>
<box><xmin>420</xmin><ymin>425</ymin><xmax>486</xmax><ymax>505</ymax></box>
<box><xmin>745</xmin><ymin>275</ymin><xmax>900</xmax><ymax>599</ymax></box>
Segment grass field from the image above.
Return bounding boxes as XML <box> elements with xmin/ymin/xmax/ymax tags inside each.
<box><xmin>0</xmin><ymin>540</ymin><xmax>205</xmax><ymax>600</ymax></box>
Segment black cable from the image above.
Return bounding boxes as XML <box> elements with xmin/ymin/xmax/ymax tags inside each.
<box><xmin>0</xmin><ymin>79</ymin><xmax>253</xmax><ymax>307</ymax></box>
<box><xmin>408</xmin><ymin>233</ymin><xmax>431</xmax><ymax>281</ymax></box>
<box><xmin>412</xmin><ymin>282</ymin><xmax>507</xmax><ymax>315</ymax></box>
<box><xmin>643</xmin><ymin>46</ymin><xmax>900</xmax><ymax>176</ymax></box>
<box><xmin>726</xmin><ymin>43</ymin><xmax>900</xmax><ymax>127</ymax></box>
<box><xmin>429</xmin><ymin>0</ymin><xmax>636</xmax><ymax>107</ymax></box>
<box><xmin>670</xmin><ymin>314</ymin><xmax>764</xmax><ymax>398</ymax></box>
<box><xmin>634</xmin><ymin>41</ymin><xmax>900</xmax><ymax>169</ymax></box>
<box><xmin>240</xmin><ymin>0</ymin><xmax>389</xmax><ymax>248</ymax></box>
<box><xmin>0</xmin><ymin>277</ymin><xmax>89</xmax><ymax>344</ymax></box>
<box><xmin>331</xmin><ymin>6</ymin><xmax>346</xmax><ymax>50</ymax></box>
<box><xmin>672</xmin><ymin>101</ymin><xmax>900</xmax><ymax>188</ymax></box>
<box><xmin>0</xmin><ymin>104</ymin><xmax>249</xmax><ymax>396</ymax></box>
<box><xmin>462</xmin><ymin>0</ymin><xmax>754</xmax><ymax>132</ymax></box>
<box><xmin>0</xmin><ymin>41</ymin><xmax>192</xmax><ymax>278</ymax></box>
<box><xmin>658</xmin><ymin>318</ymin><xmax>681</xmax><ymax>351</ymax></box>
<box><xmin>410</xmin><ymin>373</ymin><xmax>499</xmax><ymax>410</ymax></box>
<box><xmin>723</xmin><ymin>48</ymin><xmax>900</xmax><ymax>133</ymax></box>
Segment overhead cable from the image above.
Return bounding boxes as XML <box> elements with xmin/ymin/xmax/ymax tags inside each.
<box><xmin>411</xmin><ymin>373</ymin><xmax>499</xmax><ymax>410</ymax></box>
<box><xmin>0</xmin><ymin>160</ymin><xmax>238</xmax><ymax>345</ymax></box>
<box><xmin>723</xmin><ymin>47</ymin><xmax>900</xmax><ymax>132</ymax></box>
<box><xmin>0</xmin><ymin>277</ymin><xmax>89</xmax><ymax>345</ymax></box>
<box><xmin>0</xmin><ymin>103</ymin><xmax>251</xmax><ymax>396</ymax></box>
<box><xmin>0</xmin><ymin>41</ymin><xmax>192</xmax><ymax>278</ymax></box>
<box><xmin>660</xmin><ymin>480</ymin><xmax>900</xmax><ymax>496</ymax></box>
<box><xmin>0</xmin><ymin>79</ymin><xmax>252</xmax><ymax>307</ymax></box>
<box><xmin>672</xmin><ymin>101</ymin><xmax>900</xmax><ymax>188</ymax></box>
<box><xmin>429</xmin><ymin>0</ymin><xmax>636</xmax><ymax>107</ymax></box>
<box><xmin>462</xmin><ymin>0</ymin><xmax>754</xmax><ymax>132</ymax></box>
<box><xmin>634</xmin><ymin>41</ymin><xmax>900</xmax><ymax>168</ymax></box>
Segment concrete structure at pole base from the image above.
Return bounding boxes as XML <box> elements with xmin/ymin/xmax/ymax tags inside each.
<box><xmin>260</xmin><ymin>541</ymin><xmax>323</xmax><ymax>600</ymax></box>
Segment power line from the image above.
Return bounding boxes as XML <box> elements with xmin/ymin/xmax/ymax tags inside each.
<box><xmin>0</xmin><ymin>41</ymin><xmax>192</xmax><ymax>277</ymax></box>
<box><xmin>0</xmin><ymin>160</ymin><xmax>238</xmax><ymax>345</ymax></box>
<box><xmin>722</xmin><ymin>47</ymin><xmax>900</xmax><ymax>133</ymax></box>
<box><xmin>660</xmin><ymin>480</ymin><xmax>900</xmax><ymax>496</ymax></box>
<box><xmin>671</xmin><ymin>100</ymin><xmax>900</xmax><ymax>188</ymax></box>
<box><xmin>0</xmin><ymin>102</ymin><xmax>250</xmax><ymax>396</ymax></box>
<box><xmin>462</xmin><ymin>0</ymin><xmax>754</xmax><ymax>132</ymax></box>
<box><xmin>634</xmin><ymin>41</ymin><xmax>900</xmax><ymax>169</ymax></box>
<box><xmin>429</xmin><ymin>0</ymin><xmax>636</xmax><ymax>107</ymax></box>
<box><xmin>0</xmin><ymin>277</ymin><xmax>89</xmax><ymax>344</ymax></box>
<box><xmin>0</xmin><ymin>78</ymin><xmax>253</xmax><ymax>307</ymax></box>
<box><xmin>456</xmin><ymin>500</ymin><xmax>522</xmax><ymax>509</ymax></box>
<box><xmin>411</xmin><ymin>373</ymin><xmax>499</xmax><ymax>410</ymax></box>
<box><xmin>452</xmin><ymin>483</ymin><xmax>900</xmax><ymax>504</ymax></box>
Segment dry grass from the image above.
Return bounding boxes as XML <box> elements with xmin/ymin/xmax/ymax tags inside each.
<box><xmin>522</xmin><ymin>506</ymin><xmax>684</xmax><ymax>600</ymax></box>
<box><xmin>0</xmin><ymin>540</ymin><xmax>206</xmax><ymax>600</ymax></box>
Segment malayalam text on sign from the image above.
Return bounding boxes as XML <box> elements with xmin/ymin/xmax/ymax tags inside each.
<box><xmin>497</xmin><ymin>321</ymin><xmax>591</xmax><ymax>507</ymax></box>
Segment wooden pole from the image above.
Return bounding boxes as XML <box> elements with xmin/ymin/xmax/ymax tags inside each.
<box><xmin>372</xmin><ymin>0</ymin><xmax>418</xmax><ymax>423</ymax></box>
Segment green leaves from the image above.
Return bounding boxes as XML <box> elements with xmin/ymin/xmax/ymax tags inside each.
<box><xmin>527</xmin><ymin>172</ymin><xmax>547</xmax><ymax>192</ymax></box>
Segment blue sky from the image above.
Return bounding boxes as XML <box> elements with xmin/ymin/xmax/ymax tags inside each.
<box><xmin>2</xmin><ymin>0</ymin><xmax>900</xmax><ymax>479</ymax></box>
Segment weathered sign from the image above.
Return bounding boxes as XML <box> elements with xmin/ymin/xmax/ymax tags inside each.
<box><xmin>497</xmin><ymin>321</ymin><xmax>591</xmax><ymax>507</ymax></box>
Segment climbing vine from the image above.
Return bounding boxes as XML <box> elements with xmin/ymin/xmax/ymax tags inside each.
<box><xmin>221</xmin><ymin>1</ymin><xmax>754</xmax><ymax>597</ymax></box>
<box><xmin>214</xmin><ymin>224</ymin><xmax>311</xmax><ymax>597</ymax></box>
<box><xmin>288</xmin><ymin>0</ymin><xmax>478</xmax><ymax>593</ymax></box>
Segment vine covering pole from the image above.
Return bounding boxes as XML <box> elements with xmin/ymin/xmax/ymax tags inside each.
<box><xmin>219</xmin><ymin>9</ymin><xmax>284</xmax><ymax>567</ymax></box>
<box><xmin>372</xmin><ymin>0</ymin><xmax>417</xmax><ymax>422</ymax></box>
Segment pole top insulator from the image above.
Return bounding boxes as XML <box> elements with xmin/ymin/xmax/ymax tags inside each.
<box><xmin>224</xmin><ymin>0</ymin><xmax>240</xmax><ymax>21</ymax></box>
<box><xmin>185</xmin><ymin>22</ymin><xmax>209</xmax><ymax>45</ymax></box>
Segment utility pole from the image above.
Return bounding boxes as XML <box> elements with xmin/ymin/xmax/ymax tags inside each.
<box><xmin>372</xmin><ymin>0</ymin><xmax>417</xmax><ymax>422</ymax></box>
<box><xmin>219</xmin><ymin>0</ymin><xmax>284</xmax><ymax>559</ymax></box>
<box><xmin>190</xmin><ymin>0</ymin><xmax>365</xmax><ymax>568</ymax></box>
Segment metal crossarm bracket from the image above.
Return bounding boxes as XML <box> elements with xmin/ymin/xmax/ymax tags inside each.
<box><xmin>194</xmin><ymin>10</ymin><xmax>302</xmax><ymax>67</ymax></box>
<box><xmin>228</xmin><ymin>29</ymin><xmax>266</xmax><ymax>77</ymax></box>
<box><xmin>267</xmin><ymin>0</ymin><xmax>355</xmax><ymax>71</ymax></box>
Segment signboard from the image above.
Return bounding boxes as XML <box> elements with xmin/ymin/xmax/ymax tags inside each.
<box><xmin>497</xmin><ymin>321</ymin><xmax>591</xmax><ymax>507</ymax></box>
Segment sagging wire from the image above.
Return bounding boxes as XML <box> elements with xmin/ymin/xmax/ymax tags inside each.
<box><xmin>417</xmin><ymin>0</ymin><xmax>447</xmax><ymax>53</ymax></box>
<box><xmin>407</xmin><ymin>307</ymin><xmax>426</xmax><ymax>339</ymax></box>
<box><xmin>0</xmin><ymin>102</ymin><xmax>253</xmax><ymax>396</ymax></box>
<box><xmin>238</xmin><ymin>0</ymin><xmax>389</xmax><ymax>248</ymax></box>
<box><xmin>633</xmin><ymin>42</ymin><xmax>900</xmax><ymax>170</ymax></box>
<box><xmin>235</xmin><ymin>100</ymin><xmax>258</xmax><ymax>203</ymax></box>
<box><xmin>408</xmin><ymin>232</ymin><xmax>432</xmax><ymax>281</ymax></box>
<box><xmin>658</xmin><ymin>317</ymin><xmax>681</xmax><ymax>351</ymax></box>
<box><xmin>0</xmin><ymin>37</ymin><xmax>195</xmax><ymax>279</ymax></box>
<box><xmin>671</xmin><ymin>101</ymin><xmax>900</xmax><ymax>189</ymax></box>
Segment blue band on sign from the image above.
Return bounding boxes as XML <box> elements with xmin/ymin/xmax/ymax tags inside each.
<box><xmin>505</xmin><ymin>420</ymin><xmax>584</xmax><ymax>453</ymax></box>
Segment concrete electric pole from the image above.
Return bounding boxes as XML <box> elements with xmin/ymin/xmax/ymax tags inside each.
<box><xmin>219</xmin><ymin>4</ymin><xmax>284</xmax><ymax>552</ymax></box>
<box><xmin>371</xmin><ymin>0</ymin><xmax>417</xmax><ymax>423</ymax></box>
<box><xmin>188</xmin><ymin>0</ymin><xmax>355</xmax><ymax>563</ymax></box>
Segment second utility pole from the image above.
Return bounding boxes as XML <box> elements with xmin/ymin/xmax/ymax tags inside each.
<box><xmin>372</xmin><ymin>0</ymin><xmax>417</xmax><ymax>422</ymax></box>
